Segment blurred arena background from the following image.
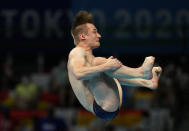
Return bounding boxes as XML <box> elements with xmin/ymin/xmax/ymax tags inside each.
<box><xmin>0</xmin><ymin>0</ymin><xmax>188</xmax><ymax>131</ymax></box>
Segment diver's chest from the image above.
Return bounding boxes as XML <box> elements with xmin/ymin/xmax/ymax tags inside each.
<box><xmin>85</xmin><ymin>55</ymin><xmax>95</xmax><ymax>66</ymax></box>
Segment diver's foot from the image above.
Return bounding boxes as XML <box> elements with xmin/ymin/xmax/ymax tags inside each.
<box><xmin>141</xmin><ymin>56</ymin><xmax>155</xmax><ymax>79</ymax></box>
<box><xmin>148</xmin><ymin>66</ymin><xmax>162</xmax><ymax>90</ymax></box>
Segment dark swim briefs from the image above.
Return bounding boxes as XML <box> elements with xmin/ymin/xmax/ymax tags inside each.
<box><xmin>93</xmin><ymin>100</ymin><xmax>119</xmax><ymax>120</ymax></box>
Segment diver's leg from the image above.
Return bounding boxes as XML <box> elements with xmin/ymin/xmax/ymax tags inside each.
<box><xmin>118</xmin><ymin>67</ymin><xmax>162</xmax><ymax>90</ymax></box>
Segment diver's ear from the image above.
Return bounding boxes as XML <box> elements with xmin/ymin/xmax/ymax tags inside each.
<box><xmin>79</xmin><ymin>33</ymin><xmax>86</xmax><ymax>40</ymax></box>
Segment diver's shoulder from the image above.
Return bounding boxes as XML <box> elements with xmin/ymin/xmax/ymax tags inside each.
<box><xmin>69</xmin><ymin>47</ymin><xmax>86</xmax><ymax>56</ymax></box>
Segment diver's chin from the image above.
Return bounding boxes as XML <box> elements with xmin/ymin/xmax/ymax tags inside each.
<box><xmin>93</xmin><ymin>43</ymin><xmax>100</xmax><ymax>49</ymax></box>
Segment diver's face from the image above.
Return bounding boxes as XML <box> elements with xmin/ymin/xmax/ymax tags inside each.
<box><xmin>85</xmin><ymin>23</ymin><xmax>101</xmax><ymax>49</ymax></box>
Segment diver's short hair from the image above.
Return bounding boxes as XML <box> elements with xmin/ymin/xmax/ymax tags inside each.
<box><xmin>71</xmin><ymin>11</ymin><xmax>94</xmax><ymax>45</ymax></box>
